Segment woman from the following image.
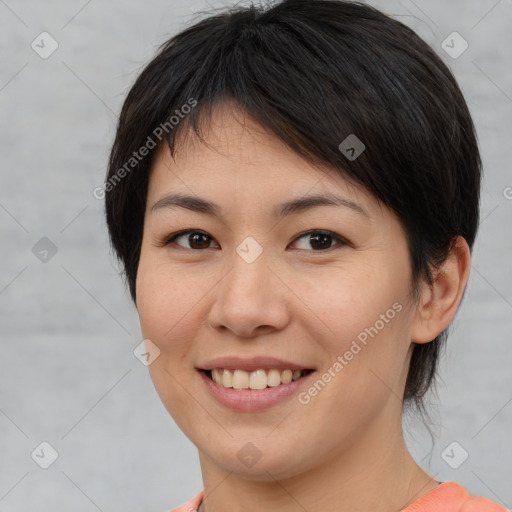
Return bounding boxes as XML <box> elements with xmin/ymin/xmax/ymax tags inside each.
<box><xmin>103</xmin><ymin>1</ymin><xmax>508</xmax><ymax>511</ymax></box>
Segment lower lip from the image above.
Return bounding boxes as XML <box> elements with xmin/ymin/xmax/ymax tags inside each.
<box><xmin>198</xmin><ymin>370</ymin><xmax>316</xmax><ymax>412</ymax></box>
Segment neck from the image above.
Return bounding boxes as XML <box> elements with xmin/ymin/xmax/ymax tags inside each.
<box><xmin>197</xmin><ymin>412</ymin><xmax>438</xmax><ymax>512</ymax></box>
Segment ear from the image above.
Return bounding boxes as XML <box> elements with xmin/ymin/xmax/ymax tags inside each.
<box><xmin>411</xmin><ymin>236</ymin><xmax>471</xmax><ymax>344</ymax></box>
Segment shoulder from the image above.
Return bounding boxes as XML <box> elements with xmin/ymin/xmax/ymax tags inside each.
<box><xmin>165</xmin><ymin>490</ymin><xmax>204</xmax><ymax>512</ymax></box>
<box><xmin>403</xmin><ymin>481</ymin><xmax>509</xmax><ymax>512</ymax></box>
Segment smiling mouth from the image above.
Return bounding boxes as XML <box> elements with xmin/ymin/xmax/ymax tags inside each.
<box><xmin>201</xmin><ymin>368</ymin><xmax>315</xmax><ymax>390</ymax></box>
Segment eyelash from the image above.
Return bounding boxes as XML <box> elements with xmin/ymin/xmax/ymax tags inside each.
<box><xmin>158</xmin><ymin>229</ymin><xmax>349</xmax><ymax>252</ymax></box>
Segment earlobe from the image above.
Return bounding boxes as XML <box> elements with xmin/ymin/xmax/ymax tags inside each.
<box><xmin>411</xmin><ymin>236</ymin><xmax>471</xmax><ymax>344</ymax></box>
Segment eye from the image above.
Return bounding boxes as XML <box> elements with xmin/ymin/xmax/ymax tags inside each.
<box><xmin>290</xmin><ymin>230</ymin><xmax>347</xmax><ymax>251</ymax></box>
<box><xmin>159</xmin><ymin>229</ymin><xmax>348</xmax><ymax>252</ymax></box>
<box><xmin>161</xmin><ymin>230</ymin><xmax>218</xmax><ymax>250</ymax></box>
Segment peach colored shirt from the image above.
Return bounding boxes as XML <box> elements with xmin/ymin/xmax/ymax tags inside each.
<box><xmin>167</xmin><ymin>482</ymin><xmax>510</xmax><ymax>512</ymax></box>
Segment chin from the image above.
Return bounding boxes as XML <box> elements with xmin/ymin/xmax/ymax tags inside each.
<box><xmin>199</xmin><ymin>437</ymin><xmax>319</xmax><ymax>481</ymax></box>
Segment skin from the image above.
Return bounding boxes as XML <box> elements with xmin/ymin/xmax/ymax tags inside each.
<box><xmin>136</xmin><ymin>102</ymin><xmax>471</xmax><ymax>512</ymax></box>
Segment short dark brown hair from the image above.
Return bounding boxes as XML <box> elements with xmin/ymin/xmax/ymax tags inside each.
<box><xmin>104</xmin><ymin>0</ymin><xmax>481</xmax><ymax>412</ymax></box>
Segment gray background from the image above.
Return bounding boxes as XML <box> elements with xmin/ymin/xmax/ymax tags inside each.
<box><xmin>0</xmin><ymin>0</ymin><xmax>511</xmax><ymax>511</ymax></box>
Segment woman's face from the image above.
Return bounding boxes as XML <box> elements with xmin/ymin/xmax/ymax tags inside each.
<box><xmin>136</xmin><ymin>104</ymin><xmax>421</xmax><ymax>480</ymax></box>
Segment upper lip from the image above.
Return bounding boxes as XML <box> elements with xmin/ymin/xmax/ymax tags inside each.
<box><xmin>197</xmin><ymin>356</ymin><xmax>315</xmax><ymax>372</ymax></box>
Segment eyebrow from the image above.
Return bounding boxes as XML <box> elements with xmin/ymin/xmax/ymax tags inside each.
<box><xmin>151</xmin><ymin>192</ymin><xmax>369</xmax><ymax>219</ymax></box>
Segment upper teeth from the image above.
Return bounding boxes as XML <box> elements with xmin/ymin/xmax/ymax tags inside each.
<box><xmin>211</xmin><ymin>368</ymin><xmax>305</xmax><ymax>389</ymax></box>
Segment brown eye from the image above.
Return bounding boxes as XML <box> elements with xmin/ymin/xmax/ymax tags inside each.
<box><xmin>163</xmin><ymin>230</ymin><xmax>217</xmax><ymax>250</ymax></box>
<box><xmin>160</xmin><ymin>229</ymin><xmax>347</xmax><ymax>252</ymax></box>
<box><xmin>291</xmin><ymin>230</ymin><xmax>346</xmax><ymax>251</ymax></box>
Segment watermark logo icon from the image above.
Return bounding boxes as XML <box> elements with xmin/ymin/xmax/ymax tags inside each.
<box><xmin>441</xmin><ymin>441</ymin><xmax>469</xmax><ymax>469</ymax></box>
<box><xmin>237</xmin><ymin>442</ymin><xmax>262</xmax><ymax>468</ymax></box>
<box><xmin>339</xmin><ymin>134</ymin><xmax>365</xmax><ymax>161</ymax></box>
<box><xmin>31</xmin><ymin>441</ymin><xmax>59</xmax><ymax>469</ymax></box>
<box><xmin>31</xmin><ymin>32</ymin><xmax>59</xmax><ymax>59</ymax></box>
<box><xmin>32</xmin><ymin>237</ymin><xmax>58</xmax><ymax>263</ymax></box>
<box><xmin>134</xmin><ymin>339</ymin><xmax>161</xmax><ymax>366</ymax></box>
<box><xmin>236</xmin><ymin>236</ymin><xmax>263</xmax><ymax>264</ymax></box>
<box><xmin>441</xmin><ymin>32</ymin><xmax>468</xmax><ymax>59</ymax></box>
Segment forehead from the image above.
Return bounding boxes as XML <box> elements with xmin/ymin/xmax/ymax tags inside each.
<box><xmin>146</xmin><ymin>103</ymin><xmax>378</xmax><ymax>217</ymax></box>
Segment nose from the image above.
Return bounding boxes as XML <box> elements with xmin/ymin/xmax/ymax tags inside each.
<box><xmin>207</xmin><ymin>248</ymin><xmax>290</xmax><ymax>338</ymax></box>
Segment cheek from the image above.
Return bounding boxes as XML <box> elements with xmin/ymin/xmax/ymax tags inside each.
<box><xmin>303</xmin><ymin>260</ymin><xmax>407</xmax><ymax>343</ymax></box>
<box><xmin>136</xmin><ymin>258</ymin><xmax>201</xmax><ymax>356</ymax></box>
<box><xmin>136</xmin><ymin>258</ymin><xmax>205</xmax><ymax>434</ymax></box>
<box><xmin>301</xmin><ymin>260</ymin><xmax>412</xmax><ymax>400</ymax></box>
